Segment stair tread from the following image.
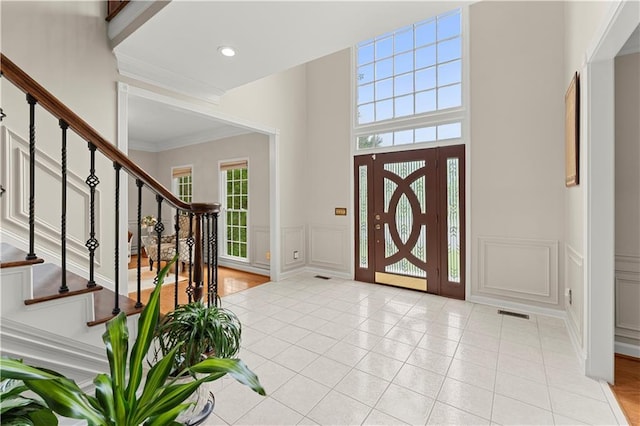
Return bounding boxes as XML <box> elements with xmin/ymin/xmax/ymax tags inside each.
<box><xmin>1</xmin><ymin>243</ymin><xmax>44</xmax><ymax>268</ymax></box>
<box><xmin>89</xmin><ymin>288</ymin><xmax>143</xmax><ymax>326</ymax></box>
<box><xmin>26</xmin><ymin>263</ymin><xmax>103</xmax><ymax>304</ymax></box>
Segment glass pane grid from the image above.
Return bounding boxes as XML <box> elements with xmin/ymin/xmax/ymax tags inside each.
<box><xmin>177</xmin><ymin>175</ymin><xmax>192</xmax><ymax>203</ymax></box>
<box><xmin>357</xmin><ymin>121</ymin><xmax>462</xmax><ymax>149</ymax></box>
<box><xmin>223</xmin><ymin>167</ymin><xmax>248</xmax><ymax>260</ymax></box>
<box><xmin>357</xmin><ymin>9</ymin><xmax>462</xmax><ymax>125</ymax></box>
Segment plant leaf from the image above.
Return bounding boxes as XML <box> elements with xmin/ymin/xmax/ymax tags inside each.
<box><xmin>94</xmin><ymin>374</ymin><xmax>115</xmax><ymax>423</ymax></box>
<box><xmin>126</xmin><ymin>255</ymin><xmax>177</xmax><ymax>404</ymax></box>
<box><xmin>27</xmin><ymin>407</ymin><xmax>59</xmax><ymax>425</ymax></box>
<box><xmin>102</xmin><ymin>311</ymin><xmax>128</xmax><ymax>425</ymax></box>
<box><xmin>144</xmin><ymin>402</ymin><xmax>192</xmax><ymax>426</ymax></box>
<box><xmin>24</xmin><ymin>378</ymin><xmax>106</xmax><ymax>425</ymax></box>
<box><xmin>0</xmin><ymin>358</ymin><xmax>66</xmax><ymax>382</ymax></box>
<box><xmin>189</xmin><ymin>358</ymin><xmax>265</xmax><ymax>396</ymax></box>
<box><xmin>141</xmin><ymin>381</ymin><xmax>202</xmax><ymax>420</ymax></box>
<box><xmin>135</xmin><ymin>345</ymin><xmax>180</xmax><ymax>415</ymax></box>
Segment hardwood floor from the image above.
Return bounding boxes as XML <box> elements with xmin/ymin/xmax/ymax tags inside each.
<box><xmin>127</xmin><ymin>254</ymin><xmax>270</xmax><ymax>313</ymax></box>
<box><xmin>611</xmin><ymin>354</ymin><xmax>640</xmax><ymax>426</ymax></box>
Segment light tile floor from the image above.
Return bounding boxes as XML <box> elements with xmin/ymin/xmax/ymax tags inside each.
<box><xmin>207</xmin><ymin>273</ymin><xmax>625</xmax><ymax>426</ymax></box>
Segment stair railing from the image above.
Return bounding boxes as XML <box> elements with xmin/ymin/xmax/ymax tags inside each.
<box><xmin>0</xmin><ymin>54</ymin><xmax>220</xmax><ymax>316</ymax></box>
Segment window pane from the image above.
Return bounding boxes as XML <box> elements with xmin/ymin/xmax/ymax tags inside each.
<box><xmin>415</xmin><ymin>66</ymin><xmax>436</xmax><ymax>91</ymax></box>
<box><xmin>438</xmin><ymin>60</ymin><xmax>461</xmax><ymax>86</ymax></box>
<box><xmin>358</xmin><ymin>64</ymin><xmax>374</xmax><ymax>85</ymax></box>
<box><xmin>240</xmin><ymin>244</ymin><xmax>247</xmax><ymax>259</ymax></box>
<box><xmin>395</xmin><ymin>28</ymin><xmax>413</xmax><ymax>53</ymax></box>
<box><xmin>394</xmin><ymin>94</ymin><xmax>414</xmax><ymax>117</ymax></box>
<box><xmin>446</xmin><ymin>157</ymin><xmax>460</xmax><ymax>282</ymax></box>
<box><xmin>358</xmin><ymin>43</ymin><xmax>374</xmax><ymax>65</ymax></box>
<box><xmin>375</xmin><ymin>78</ymin><xmax>393</xmax><ymax>101</ymax></box>
<box><xmin>415</xmin><ymin>20</ymin><xmax>436</xmax><ymax>47</ymax></box>
<box><xmin>358</xmin><ymin>83</ymin><xmax>374</xmax><ymax>104</ymax></box>
<box><xmin>415</xmin><ymin>89</ymin><xmax>436</xmax><ymax>114</ymax></box>
<box><xmin>415</xmin><ymin>126</ymin><xmax>437</xmax><ymax>142</ymax></box>
<box><xmin>437</xmin><ymin>83</ymin><xmax>462</xmax><ymax>109</ymax></box>
<box><xmin>438</xmin><ymin>122</ymin><xmax>462</xmax><ymax>140</ymax></box>
<box><xmin>358</xmin><ymin>103</ymin><xmax>374</xmax><ymax>124</ymax></box>
<box><xmin>375</xmin><ymin>57</ymin><xmax>393</xmax><ymax>80</ymax></box>
<box><xmin>394</xmin><ymin>73</ymin><xmax>413</xmax><ymax>97</ymax></box>
<box><xmin>438</xmin><ymin>12</ymin><xmax>461</xmax><ymax>40</ymax></box>
<box><xmin>437</xmin><ymin>37</ymin><xmax>461</xmax><ymax>63</ymax></box>
<box><xmin>394</xmin><ymin>129</ymin><xmax>414</xmax><ymax>145</ymax></box>
<box><xmin>375</xmin><ymin>37</ymin><xmax>393</xmax><ymax>59</ymax></box>
<box><xmin>415</xmin><ymin>45</ymin><xmax>436</xmax><ymax>69</ymax></box>
<box><xmin>394</xmin><ymin>51</ymin><xmax>413</xmax><ymax>75</ymax></box>
<box><xmin>376</xmin><ymin>99</ymin><xmax>393</xmax><ymax>121</ymax></box>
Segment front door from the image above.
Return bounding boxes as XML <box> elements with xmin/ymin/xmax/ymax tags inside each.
<box><xmin>354</xmin><ymin>145</ymin><xmax>465</xmax><ymax>299</ymax></box>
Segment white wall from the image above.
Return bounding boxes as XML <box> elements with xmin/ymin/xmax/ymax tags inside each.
<box><xmin>305</xmin><ymin>49</ymin><xmax>352</xmax><ymax>276</ymax></box>
<box><xmin>563</xmin><ymin>0</ymin><xmax>616</xmax><ymax>356</ymax></box>
<box><xmin>155</xmin><ymin>133</ymin><xmax>271</xmax><ymax>271</ymax></box>
<box><xmin>215</xmin><ymin>66</ymin><xmax>308</xmax><ymax>273</ymax></box>
<box><xmin>614</xmin><ymin>52</ymin><xmax>640</xmax><ymax>352</ymax></box>
<box><xmin>469</xmin><ymin>1</ymin><xmax>565</xmax><ymax>309</ymax></box>
<box><xmin>1</xmin><ymin>1</ymin><xmax>119</xmax><ymax>283</ymax></box>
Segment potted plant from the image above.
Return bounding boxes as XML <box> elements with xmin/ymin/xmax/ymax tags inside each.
<box><xmin>0</xmin><ymin>256</ymin><xmax>265</xmax><ymax>425</ymax></box>
<box><xmin>152</xmin><ymin>300</ymin><xmax>242</xmax><ymax>421</ymax></box>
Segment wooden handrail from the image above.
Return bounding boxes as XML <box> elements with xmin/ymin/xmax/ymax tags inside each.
<box><xmin>106</xmin><ymin>0</ymin><xmax>130</xmax><ymax>22</ymax></box>
<box><xmin>0</xmin><ymin>54</ymin><xmax>214</xmax><ymax>213</ymax></box>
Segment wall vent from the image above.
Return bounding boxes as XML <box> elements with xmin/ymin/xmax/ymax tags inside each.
<box><xmin>314</xmin><ymin>275</ymin><xmax>331</xmax><ymax>280</ymax></box>
<box><xmin>497</xmin><ymin>309</ymin><xmax>530</xmax><ymax>320</ymax></box>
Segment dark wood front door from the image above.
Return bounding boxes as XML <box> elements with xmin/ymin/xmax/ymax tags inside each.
<box><xmin>354</xmin><ymin>145</ymin><xmax>465</xmax><ymax>299</ymax></box>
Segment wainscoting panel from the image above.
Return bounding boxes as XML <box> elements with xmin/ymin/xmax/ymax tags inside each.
<box><xmin>251</xmin><ymin>226</ymin><xmax>270</xmax><ymax>269</ymax></box>
<box><xmin>1</xmin><ymin>127</ymin><xmax>101</xmax><ymax>266</ymax></box>
<box><xmin>615</xmin><ymin>255</ymin><xmax>640</xmax><ymax>342</ymax></box>
<box><xmin>565</xmin><ymin>244</ymin><xmax>584</xmax><ymax>346</ymax></box>
<box><xmin>478</xmin><ymin>237</ymin><xmax>558</xmax><ymax>305</ymax></box>
<box><xmin>308</xmin><ymin>224</ymin><xmax>350</xmax><ymax>273</ymax></box>
<box><xmin>282</xmin><ymin>226</ymin><xmax>305</xmax><ymax>271</ymax></box>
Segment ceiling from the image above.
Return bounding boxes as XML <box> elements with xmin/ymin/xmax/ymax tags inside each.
<box><xmin>116</xmin><ymin>1</ymin><xmax>472</xmax><ymax>151</ymax></box>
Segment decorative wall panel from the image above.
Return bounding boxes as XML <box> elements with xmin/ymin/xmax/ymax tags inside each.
<box><xmin>478</xmin><ymin>237</ymin><xmax>558</xmax><ymax>304</ymax></box>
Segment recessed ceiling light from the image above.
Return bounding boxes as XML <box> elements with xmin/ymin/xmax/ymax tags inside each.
<box><xmin>218</xmin><ymin>46</ymin><xmax>236</xmax><ymax>57</ymax></box>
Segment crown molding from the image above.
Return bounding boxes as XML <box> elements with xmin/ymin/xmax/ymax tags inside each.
<box><xmin>115</xmin><ymin>52</ymin><xmax>224</xmax><ymax>104</ymax></box>
<box><xmin>129</xmin><ymin>127</ymin><xmax>252</xmax><ymax>153</ymax></box>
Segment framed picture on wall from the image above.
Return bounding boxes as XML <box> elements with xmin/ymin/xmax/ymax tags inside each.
<box><xmin>565</xmin><ymin>72</ymin><xmax>580</xmax><ymax>187</ymax></box>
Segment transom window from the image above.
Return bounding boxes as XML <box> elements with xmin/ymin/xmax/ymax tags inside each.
<box><xmin>356</xmin><ymin>9</ymin><xmax>463</xmax><ymax>131</ymax></box>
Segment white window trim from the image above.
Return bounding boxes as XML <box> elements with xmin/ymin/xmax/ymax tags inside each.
<box><xmin>219</xmin><ymin>157</ymin><xmax>250</xmax><ymax>263</ymax></box>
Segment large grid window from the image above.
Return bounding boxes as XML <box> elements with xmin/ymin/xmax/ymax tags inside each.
<box><xmin>356</xmin><ymin>9</ymin><xmax>462</xmax><ymax>126</ymax></box>
<box><xmin>221</xmin><ymin>160</ymin><xmax>248</xmax><ymax>260</ymax></box>
<box><xmin>172</xmin><ymin>166</ymin><xmax>192</xmax><ymax>203</ymax></box>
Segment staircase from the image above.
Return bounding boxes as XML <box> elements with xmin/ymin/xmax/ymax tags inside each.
<box><xmin>0</xmin><ymin>53</ymin><xmax>220</xmax><ymax>382</ymax></box>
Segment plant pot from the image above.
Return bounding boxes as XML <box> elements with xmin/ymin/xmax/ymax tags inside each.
<box><xmin>173</xmin><ymin>374</ymin><xmax>216</xmax><ymax>425</ymax></box>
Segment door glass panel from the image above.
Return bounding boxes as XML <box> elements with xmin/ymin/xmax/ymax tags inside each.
<box><xmin>383</xmin><ymin>160</ymin><xmax>427</xmax><ymax>278</ymax></box>
<box><xmin>359</xmin><ymin>165</ymin><xmax>368</xmax><ymax>268</ymax></box>
<box><xmin>447</xmin><ymin>158</ymin><xmax>460</xmax><ymax>283</ymax></box>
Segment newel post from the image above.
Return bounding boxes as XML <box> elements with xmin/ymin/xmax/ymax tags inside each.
<box><xmin>189</xmin><ymin>203</ymin><xmax>219</xmax><ymax>302</ymax></box>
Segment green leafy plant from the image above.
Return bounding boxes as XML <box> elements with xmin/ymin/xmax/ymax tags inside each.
<box><xmin>154</xmin><ymin>302</ymin><xmax>242</xmax><ymax>374</ymax></box>
<box><xmin>0</xmin><ymin>256</ymin><xmax>265</xmax><ymax>425</ymax></box>
<box><xmin>0</xmin><ymin>378</ymin><xmax>58</xmax><ymax>425</ymax></box>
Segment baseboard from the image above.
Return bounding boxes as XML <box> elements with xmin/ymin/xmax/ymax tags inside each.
<box><xmin>218</xmin><ymin>258</ymin><xmax>270</xmax><ymax>278</ymax></box>
<box><xmin>615</xmin><ymin>340</ymin><xmax>640</xmax><ymax>358</ymax></box>
<box><xmin>467</xmin><ymin>294</ymin><xmax>566</xmax><ymax>318</ymax></box>
<box><xmin>600</xmin><ymin>380</ymin><xmax>630</xmax><ymax>425</ymax></box>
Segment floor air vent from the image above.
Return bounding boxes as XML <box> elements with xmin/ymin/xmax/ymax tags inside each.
<box><xmin>314</xmin><ymin>275</ymin><xmax>331</xmax><ymax>280</ymax></box>
<box><xmin>497</xmin><ymin>309</ymin><xmax>530</xmax><ymax>320</ymax></box>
